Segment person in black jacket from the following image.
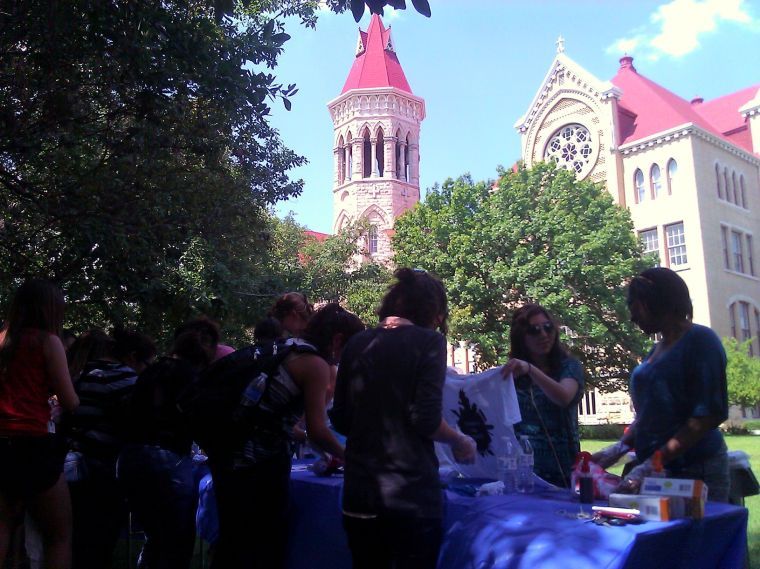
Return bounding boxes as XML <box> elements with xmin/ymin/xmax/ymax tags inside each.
<box><xmin>330</xmin><ymin>268</ymin><xmax>476</xmax><ymax>569</ymax></box>
<box><xmin>117</xmin><ymin>318</ymin><xmax>219</xmax><ymax>569</ymax></box>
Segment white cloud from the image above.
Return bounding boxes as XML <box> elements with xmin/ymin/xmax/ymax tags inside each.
<box><xmin>607</xmin><ymin>0</ymin><xmax>758</xmax><ymax>61</ymax></box>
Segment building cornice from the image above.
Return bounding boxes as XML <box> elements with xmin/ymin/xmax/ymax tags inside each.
<box><xmin>618</xmin><ymin>123</ymin><xmax>760</xmax><ymax>166</ymax></box>
<box><xmin>328</xmin><ymin>87</ymin><xmax>425</xmax><ymax>127</ymax></box>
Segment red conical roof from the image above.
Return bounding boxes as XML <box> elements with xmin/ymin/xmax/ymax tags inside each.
<box><xmin>341</xmin><ymin>14</ymin><xmax>413</xmax><ymax>94</ymax></box>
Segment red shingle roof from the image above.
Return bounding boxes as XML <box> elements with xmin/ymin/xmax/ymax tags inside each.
<box><xmin>610</xmin><ymin>56</ymin><xmax>757</xmax><ymax>154</ymax></box>
<box><xmin>341</xmin><ymin>14</ymin><xmax>412</xmax><ymax>94</ymax></box>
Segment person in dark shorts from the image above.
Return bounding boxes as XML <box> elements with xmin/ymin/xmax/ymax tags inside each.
<box><xmin>0</xmin><ymin>279</ymin><xmax>80</xmax><ymax>569</ymax></box>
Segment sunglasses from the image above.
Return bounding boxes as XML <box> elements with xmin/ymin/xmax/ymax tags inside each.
<box><xmin>526</xmin><ymin>322</ymin><xmax>555</xmax><ymax>336</ymax></box>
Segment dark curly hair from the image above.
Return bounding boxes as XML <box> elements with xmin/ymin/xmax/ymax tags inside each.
<box><xmin>302</xmin><ymin>303</ymin><xmax>365</xmax><ymax>364</ymax></box>
<box><xmin>172</xmin><ymin>317</ymin><xmax>220</xmax><ymax>368</ymax></box>
<box><xmin>377</xmin><ymin>268</ymin><xmax>448</xmax><ymax>334</ymax></box>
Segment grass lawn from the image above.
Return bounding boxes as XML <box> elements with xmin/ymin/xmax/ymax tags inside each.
<box><xmin>583</xmin><ymin>435</ymin><xmax>760</xmax><ymax>569</ymax></box>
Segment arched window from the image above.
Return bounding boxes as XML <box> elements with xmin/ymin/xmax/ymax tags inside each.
<box><xmin>724</xmin><ymin>168</ymin><xmax>731</xmax><ymax>203</ymax></box>
<box><xmin>740</xmin><ymin>175</ymin><xmax>747</xmax><ymax>208</ymax></box>
<box><xmin>667</xmin><ymin>159</ymin><xmax>677</xmax><ymax>194</ymax></box>
<box><xmin>337</xmin><ymin>136</ymin><xmax>345</xmax><ymax>185</ymax></box>
<box><xmin>362</xmin><ymin>129</ymin><xmax>371</xmax><ymax>178</ymax></box>
<box><xmin>732</xmin><ymin>171</ymin><xmax>739</xmax><ymax>204</ymax></box>
<box><xmin>368</xmin><ymin>225</ymin><xmax>378</xmax><ymax>255</ymax></box>
<box><xmin>650</xmin><ymin>164</ymin><xmax>662</xmax><ymax>198</ymax></box>
<box><xmin>404</xmin><ymin>134</ymin><xmax>411</xmax><ymax>182</ymax></box>
<box><xmin>346</xmin><ymin>132</ymin><xmax>353</xmax><ymax>181</ymax></box>
<box><xmin>716</xmin><ymin>164</ymin><xmax>723</xmax><ymax>199</ymax></box>
<box><xmin>375</xmin><ymin>128</ymin><xmax>384</xmax><ymax>177</ymax></box>
<box><xmin>634</xmin><ymin>169</ymin><xmax>645</xmax><ymax>203</ymax></box>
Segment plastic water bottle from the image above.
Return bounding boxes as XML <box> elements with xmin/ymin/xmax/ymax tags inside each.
<box><xmin>516</xmin><ymin>435</ymin><xmax>535</xmax><ymax>494</ymax></box>
<box><xmin>496</xmin><ymin>437</ymin><xmax>519</xmax><ymax>494</ymax></box>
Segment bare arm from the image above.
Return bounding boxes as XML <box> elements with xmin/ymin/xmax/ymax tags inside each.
<box><xmin>659</xmin><ymin>416</ymin><xmax>723</xmax><ymax>464</ymax></box>
<box><xmin>43</xmin><ymin>334</ymin><xmax>79</xmax><ymax>411</ymax></box>
<box><xmin>502</xmin><ymin>358</ymin><xmax>579</xmax><ymax>407</ymax></box>
<box><xmin>430</xmin><ymin>418</ymin><xmax>476</xmax><ymax>464</ymax></box>
<box><xmin>288</xmin><ymin>354</ymin><xmax>344</xmax><ymax>459</ymax></box>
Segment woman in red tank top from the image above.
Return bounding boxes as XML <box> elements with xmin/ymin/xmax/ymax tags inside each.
<box><xmin>0</xmin><ymin>279</ymin><xmax>79</xmax><ymax>569</ymax></box>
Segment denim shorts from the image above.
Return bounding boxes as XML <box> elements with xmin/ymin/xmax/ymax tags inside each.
<box><xmin>0</xmin><ymin>434</ymin><xmax>67</xmax><ymax>498</ymax></box>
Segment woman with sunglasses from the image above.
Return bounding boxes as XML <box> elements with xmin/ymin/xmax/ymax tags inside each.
<box><xmin>501</xmin><ymin>304</ymin><xmax>584</xmax><ymax>488</ymax></box>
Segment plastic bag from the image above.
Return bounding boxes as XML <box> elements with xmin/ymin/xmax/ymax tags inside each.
<box><xmin>570</xmin><ymin>452</ymin><xmax>621</xmax><ymax>499</ymax></box>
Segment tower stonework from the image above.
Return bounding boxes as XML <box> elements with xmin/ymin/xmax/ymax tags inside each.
<box><xmin>328</xmin><ymin>15</ymin><xmax>425</xmax><ymax>263</ymax></box>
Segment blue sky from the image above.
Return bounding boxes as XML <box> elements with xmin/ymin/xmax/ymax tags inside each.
<box><xmin>269</xmin><ymin>0</ymin><xmax>760</xmax><ymax>234</ymax></box>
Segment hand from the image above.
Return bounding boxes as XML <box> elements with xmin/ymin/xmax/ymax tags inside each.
<box><xmin>48</xmin><ymin>396</ymin><xmax>63</xmax><ymax>424</ymax></box>
<box><xmin>501</xmin><ymin>358</ymin><xmax>531</xmax><ymax>380</ymax></box>
<box><xmin>614</xmin><ymin>457</ymin><xmax>660</xmax><ymax>494</ymax></box>
<box><xmin>590</xmin><ymin>441</ymin><xmax>630</xmax><ymax>469</ymax></box>
<box><xmin>452</xmin><ymin>435</ymin><xmax>477</xmax><ymax>464</ymax></box>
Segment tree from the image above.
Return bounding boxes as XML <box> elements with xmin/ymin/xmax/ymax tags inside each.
<box><xmin>0</xmin><ymin>1</ymin><xmax>317</xmax><ymax>341</ymax></box>
<box><xmin>265</xmin><ymin>215</ymin><xmax>392</xmax><ymax>326</ymax></box>
<box><xmin>393</xmin><ymin>163</ymin><xmax>652</xmax><ymax>392</ymax></box>
<box><xmin>724</xmin><ymin>337</ymin><xmax>760</xmax><ymax>409</ymax></box>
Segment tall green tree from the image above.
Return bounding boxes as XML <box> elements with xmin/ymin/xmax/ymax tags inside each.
<box><xmin>724</xmin><ymin>337</ymin><xmax>760</xmax><ymax>409</ymax></box>
<box><xmin>393</xmin><ymin>163</ymin><xmax>652</xmax><ymax>392</ymax></box>
<box><xmin>0</xmin><ymin>1</ymin><xmax>317</xmax><ymax>339</ymax></box>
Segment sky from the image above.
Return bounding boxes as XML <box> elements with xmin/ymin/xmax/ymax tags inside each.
<box><xmin>268</xmin><ymin>0</ymin><xmax>760</xmax><ymax>234</ymax></box>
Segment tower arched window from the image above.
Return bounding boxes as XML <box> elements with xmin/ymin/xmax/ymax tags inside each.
<box><xmin>362</xmin><ymin>129</ymin><xmax>371</xmax><ymax>178</ymax></box>
<box><xmin>395</xmin><ymin>129</ymin><xmax>402</xmax><ymax>179</ymax></box>
<box><xmin>634</xmin><ymin>169</ymin><xmax>645</xmax><ymax>203</ymax></box>
<box><xmin>338</xmin><ymin>136</ymin><xmax>345</xmax><ymax>185</ymax></box>
<box><xmin>368</xmin><ymin>225</ymin><xmax>379</xmax><ymax>255</ymax></box>
<box><xmin>732</xmin><ymin>171</ymin><xmax>738</xmax><ymax>204</ymax></box>
<box><xmin>346</xmin><ymin>132</ymin><xmax>353</xmax><ymax>181</ymax></box>
<box><xmin>716</xmin><ymin>164</ymin><xmax>723</xmax><ymax>199</ymax></box>
<box><xmin>666</xmin><ymin>159</ymin><xmax>677</xmax><ymax>194</ymax></box>
<box><xmin>740</xmin><ymin>175</ymin><xmax>747</xmax><ymax>208</ymax></box>
<box><xmin>376</xmin><ymin>128</ymin><xmax>384</xmax><ymax>177</ymax></box>
<box><xmin>404</xmin><ymin>134</ymin><xmax>411</xmax><ymax>182</ymax></box>
<box><xmin>650</xmin><ymin>164</ymin><xmax>662</xmax><ymax>198</ymax></box>
<box><xmin>724</xmin><ymin>168</ymin><xmax>731</xmax><ymax>203</ymax></box>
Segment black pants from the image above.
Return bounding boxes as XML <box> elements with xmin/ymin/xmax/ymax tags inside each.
<box><xmin>342</xmin><ymin>514</ymin><xmax>442</xmax><ymax>569</ymax></box>
<box><xmin>209</xmin><ymin>454</ymin><xmax>291</xmax><ymax>569</ymax></box>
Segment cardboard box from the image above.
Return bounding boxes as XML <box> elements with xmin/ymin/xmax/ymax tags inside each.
<box><xmin>609</xmin><ymin>493</ymin><xmax>685</xmax><ymax>521</ymax></box>
<box><xmin>641</xmin><ymin>477</ymin><xmax>708</xmax><ymax>519</ymax></box>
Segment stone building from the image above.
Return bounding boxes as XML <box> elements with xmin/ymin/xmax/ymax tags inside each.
<box><xmin>516</xmin><ymin>43</ymin><xmax>760</xmax><ymax>423</ymax></box>
<box><xmin>328</xmin><ymin>14</ymin><xmax>425</xmax><ymax>263</ymax></box>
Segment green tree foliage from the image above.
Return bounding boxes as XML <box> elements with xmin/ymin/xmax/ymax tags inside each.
<box><xmin>0</xmin><ymin>1</ymin><xmax>318</xmax><ymax>340</ymax></box>
<box><xmin>266</xmin><ymin>215</ymin><xmax>392</xmax><ymax>327</ymax></box>
<box><xmin>724</xmin><ymin>337</ymin><xmax>760</xmax><ymax>409</ymax></box>
<box><xmin>393</xmin><ymin>163</ymin><xmax>652</xmax><ymax>391</ymax></box>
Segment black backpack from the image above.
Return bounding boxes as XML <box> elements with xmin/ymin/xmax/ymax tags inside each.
<box><xmin>176</xmin><ymin>339</ymin><xmax>318</xmax><ymax>459</ymax></box>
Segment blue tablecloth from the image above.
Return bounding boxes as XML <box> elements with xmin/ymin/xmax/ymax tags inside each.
<box><xmin>283</xmin><ymin>464</ymin><xmax>748</xmax><ymax>569</ymax></box>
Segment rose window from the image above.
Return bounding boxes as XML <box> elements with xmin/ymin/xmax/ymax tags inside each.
<box><xmin>544</xmin><ymin>124</ymin><xmax>596</xmax><ymax>179</ymax></box>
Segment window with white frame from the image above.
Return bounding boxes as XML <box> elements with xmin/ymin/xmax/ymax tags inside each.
<box><xmin>639</xmin><ymin>228</ymin><xmax>659</xmax><ymax>263</ymax></box>
<box><xmin>650</xmin><ymin>164</ymin><xmax>662</xmax><ymax>198</ymax></box>
<box><xmin>665</xmin><ymin>222</ymin><xmax>687</xmax><ymax>266</ymax></box>
<box><xmin>721</xmin><ymin>226</ymin><xmax>730</xmax><ymax>269</ymax></box>
<box><xmin>368</xmin><ymin>225</ymin><xmax>378</xmax><ymax>255</ymax></box>
<box><xmin>748</xmin><ymin>235</ymin><xmax>755</xmax><ymax>276</ymax></box>
<box><xmin>732</xmin><ymin>230</ymin><xmax>745</xmax><ymax>274</ymax></box>
<box><xmin>634</xmin><ymin>169</ymin><xmax>645</xmax><ymax>203</ymax></box>
<box><xmin>667</xmin><ymin>159</ymin><xmax>677</xmax><ymax>194</ymax></box>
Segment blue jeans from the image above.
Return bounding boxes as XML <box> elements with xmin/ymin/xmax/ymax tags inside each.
<box><xmin>117</xmin><ymin>444</ymin><xmax>197</xmax><ymax>569</ymax></box>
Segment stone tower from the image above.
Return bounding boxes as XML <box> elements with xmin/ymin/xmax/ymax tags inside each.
<box><xmin>327</xmin><ymin>15</ymin><xmax>425</xmax><ymax>263</ymax></box>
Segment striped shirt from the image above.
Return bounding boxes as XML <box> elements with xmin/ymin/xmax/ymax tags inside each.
<box><xmin>66</xmin><ymin>360</ymin><xmax>138</xmax><ymax>467</ymax></box>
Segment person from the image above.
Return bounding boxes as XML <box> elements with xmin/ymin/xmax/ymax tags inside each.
<box><xmin>0</xmin><ymin>279</ymin><xmax>80</xmax><ymax>569</ymax></box>
<box><xmin>330</xmin><ymin>268</ymin><xmax>477</xmax><ymax>569</ymax></box>
<box><xmin>500</xmin><ymin>304</ymin><xmax>584</xmax><ymax>488</ymax></box>
<box><xmin>591</xmin><ymin>267</ymin><xmax>730</xmax><ymax>501</ymax></box>
<box><xmin>64</xmin><ymin>327</ymin><xmax>156</xmax><ymax>569</ymax></box>
<box><xmin>209</xmin><ymin>303</ymin><xmax>364</xmax><ymax>569</ymax></box>
<box><xmin>118</xmin><ymin>318</ymin><xmax>220</xmax><ymax>569</ymax></box>
<box><xmin>268</xmin><ymin>292</ymin><xmax>313</xmax><ymax>338</ymax></box>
